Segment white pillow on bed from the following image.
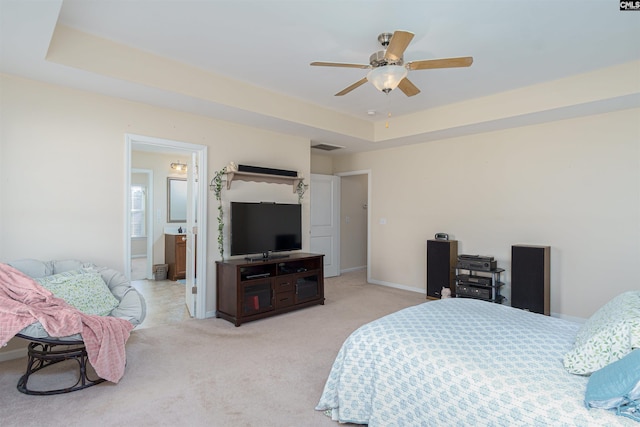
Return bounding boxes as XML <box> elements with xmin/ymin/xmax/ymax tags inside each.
<box><xmin>563</xmin><ymin>291</ymin><xmax>640</xmax><ymax>375</ymax></box>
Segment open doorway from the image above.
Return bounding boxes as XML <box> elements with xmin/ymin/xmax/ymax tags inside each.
<box><xmin>124</xmin><ymin>134</ymin><xmax>208</xmax><ymax>320</ymax></box>
<box><xmin>337</xmin><ymin>170</ymin><xmax>370</xmax><ymax>279</ymax></box>
<box><xmin>311</xmin><ymin>171</ymin><xmax>370</xmax><ymax>279</ymax></box>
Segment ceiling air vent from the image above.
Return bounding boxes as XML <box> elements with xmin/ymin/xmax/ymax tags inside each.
<box><xmin>311</xmin><ymin>143</ymin><xmax>344</xmax><ymax>151</ymax></box>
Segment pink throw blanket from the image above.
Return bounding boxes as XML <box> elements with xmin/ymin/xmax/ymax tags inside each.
<box><xmin>0</xmin><ymin>263</ymin><xmax>134</xmax><ymax>383</ymax></box>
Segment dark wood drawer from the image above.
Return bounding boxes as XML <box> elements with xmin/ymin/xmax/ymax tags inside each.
<box><xmin>275</xmin><ymin>291</ymin><xmax>295</xmax><ymax>308</ymax></box>
<box><xmin>275</xmin><ymin>278</ymin><xmax>295</xmax><ymax>293</ymax></box>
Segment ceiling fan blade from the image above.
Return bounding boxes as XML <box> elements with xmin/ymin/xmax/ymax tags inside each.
<box><xmin>397</xmin><ymin>78</ymin><xmax>420</xmax><ymax>97</ymax></box>
<box><xmin>385</xmin><ymin>30</ymin><xmax>414</xmax><ymax>62</ymax></box>
<box><xmin>407</xmin><ymin>56</ymin><xmax>474</xmax><ymax>70</ymax></box>
<box><xmin>335</xmin><ymin>77</ymin><xmax>368</xmax><ymax>96</ymax></box>
<box><xmin>310</xmin><ymin>61</ymin><xmax>370</xmax><ymax>69</ymax></box>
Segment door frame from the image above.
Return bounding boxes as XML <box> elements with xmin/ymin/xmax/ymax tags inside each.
<box><xmin>124</xmin><ymin>133</ymin><xmax>208</xmax><ymax>319</ymax></box>
<box><xmin>335</xmin><ymin>169</ymin><xmax>371</xmax><ymax>281</ymax></box>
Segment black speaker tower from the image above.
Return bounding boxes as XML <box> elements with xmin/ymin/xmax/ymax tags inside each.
<box><xmin>426</xmin><ymin>239</ymin><xmax>458</xmax><ymax>299</ymax></box>
<box><xmin>511</xmin><ymin>245</ymin><xmax>550</xmax><ymax>315</ymax></box>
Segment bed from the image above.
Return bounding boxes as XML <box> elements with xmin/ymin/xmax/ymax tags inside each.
<box><xmin>316</xmin><ymin>296</ymin><xmax>640</xmax><ymax>426</ymax></box>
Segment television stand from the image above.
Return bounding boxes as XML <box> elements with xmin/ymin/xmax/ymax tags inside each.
<box><xmin>216</xmin><ymin>253</ymin><xmax>325</xmax><ymax>326</ymax></box>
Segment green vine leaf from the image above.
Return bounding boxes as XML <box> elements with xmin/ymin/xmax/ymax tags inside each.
<box><xmin>213</xmin><ymin>167</ymin><xmax>227</xmax><ymax>259</ymax></box>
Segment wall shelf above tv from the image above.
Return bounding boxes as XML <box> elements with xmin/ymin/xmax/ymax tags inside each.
<box><xmin>225</xmin><ymin>171</ymin><xmax>301</xmax><ymax>192</ymax></box>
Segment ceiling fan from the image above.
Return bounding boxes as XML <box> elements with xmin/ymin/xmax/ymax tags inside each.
<box><xmin>310</xmin><ymin>30</ymin><xmax>473</xmax><ymax>97</ymax></box>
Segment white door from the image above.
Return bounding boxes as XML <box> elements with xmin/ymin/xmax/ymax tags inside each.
<box><xmin>184</xmin><ymin>152</ymin><xmax>197</xmax><ymax>317</ymax></box>
<box><xmin>310</xmin><ymin>174</ymin><xmax>340</xmax><ymax>277</ymax></box>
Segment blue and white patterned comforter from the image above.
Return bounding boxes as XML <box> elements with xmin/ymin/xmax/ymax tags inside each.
<box><xmin>316</xmin><ymin>298</ymin><xmax>636</xmax><ymax>426</ymax></box>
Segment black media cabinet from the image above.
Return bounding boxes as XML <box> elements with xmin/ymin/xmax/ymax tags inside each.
<box><xmin>455</xmin><ymin>266</ymin><xmax>505</xmax><ymax>303</ymax></box>
<box><xmin>216</xmin><ymin>253</ymin><xmax>324</xmax><ymax>326</ymax></box>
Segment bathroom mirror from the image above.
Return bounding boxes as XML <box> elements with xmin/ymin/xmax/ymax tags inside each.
<box><xmin>167</xmin><ymin>177</ymin><xmax>187</xmax><ymax>223</ymax></box>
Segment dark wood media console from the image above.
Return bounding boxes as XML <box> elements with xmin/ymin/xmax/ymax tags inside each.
<box><xmin>216</xmin><ymin>253</ymin><xmax>325</xmax><ymax>326</ymax></box>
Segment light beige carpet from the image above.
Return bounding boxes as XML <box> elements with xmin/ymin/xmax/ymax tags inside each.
<box><xmin>0</xmin><ymin>270</ymin><xmax>426</xmax><ymax>427</ymax></box>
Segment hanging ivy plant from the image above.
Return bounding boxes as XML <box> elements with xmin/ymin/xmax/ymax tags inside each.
<box><xmin>212</xmin><ymin>167</ymin><xmax>227</xmax><ymax>259</ymax></box>
<box><xmin>296</xmin><ymin>179</ymin><xmax>308</xmax><ymax>204</ymax></box>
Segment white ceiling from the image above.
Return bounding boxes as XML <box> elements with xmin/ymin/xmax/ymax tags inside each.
<box><xmin>1</xmin><ymin>0</ymin><xmax>639</xmax><ymax>153</ymax></box>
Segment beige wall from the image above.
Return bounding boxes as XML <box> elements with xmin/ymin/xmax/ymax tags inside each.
<box><xmin>310</xmin><ymin>153</ymin><xmax>334</xmax><ymax>175</ymax></box>
<box><xmin>333</xmin><ymin>108</ymin><xmax>640</xmax><ymax>319</ymax></box>
<box><xmin>0</xmin><ymin>73</ymin><xmax>311</xmax><ymax>352</ymax></box>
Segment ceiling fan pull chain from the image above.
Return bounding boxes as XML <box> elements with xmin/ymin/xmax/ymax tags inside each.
<box><xmin>385</xmin><ymin>92</ymin><xmax>392</xmax><ymax>128</ymax></box>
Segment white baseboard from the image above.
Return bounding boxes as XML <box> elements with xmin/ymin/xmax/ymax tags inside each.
<box><xmin>551</xmin><ymin>312</ymin><xmax>587</xmax><ymax>323</ymax></box>
<box><xmin>367</xmin><ymin>278</ymin><xmax>425</xmax><ymax>295</ymax></box>
<box><xmin>340</xmin><ymin>266</ymin><xmax>366</xmax><ymax>274</ymax></box>
<box><xmin>0</xmin><ymin>347</ymin><xmax>27</xmax><ymax>362</ymax></box>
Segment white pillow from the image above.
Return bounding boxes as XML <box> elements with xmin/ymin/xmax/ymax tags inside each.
<box><xmin>35</xmin><ymin>271</ymin><xmax>120</xmax><ymax>316</ymax></box>
<box><xmin>563</xmin><ymin>291</ymin><xmax>640</xmax><ymax>375</ymax></box>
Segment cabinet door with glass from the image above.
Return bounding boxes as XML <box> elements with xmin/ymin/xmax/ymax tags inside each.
<box><xmin>294</xmin><ymin>273</ymin><xmax>320</xmax><ymax>303</ymax></box>
<box><xmin>242</xmin><ymin>280</ymin><xmax>274</xmax><ymax>315</ymax></box>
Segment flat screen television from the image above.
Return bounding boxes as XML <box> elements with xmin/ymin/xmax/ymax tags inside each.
<box><xmin>230</xmin><ymin>202</ymin><xmax>302</xmax><ymax>258</ymax></box>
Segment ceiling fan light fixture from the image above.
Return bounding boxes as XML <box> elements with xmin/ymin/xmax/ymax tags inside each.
<box><xmin>367</xmin><ymin>65</ymin><xmax>408</xmax><ymax>93</ymax></box>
